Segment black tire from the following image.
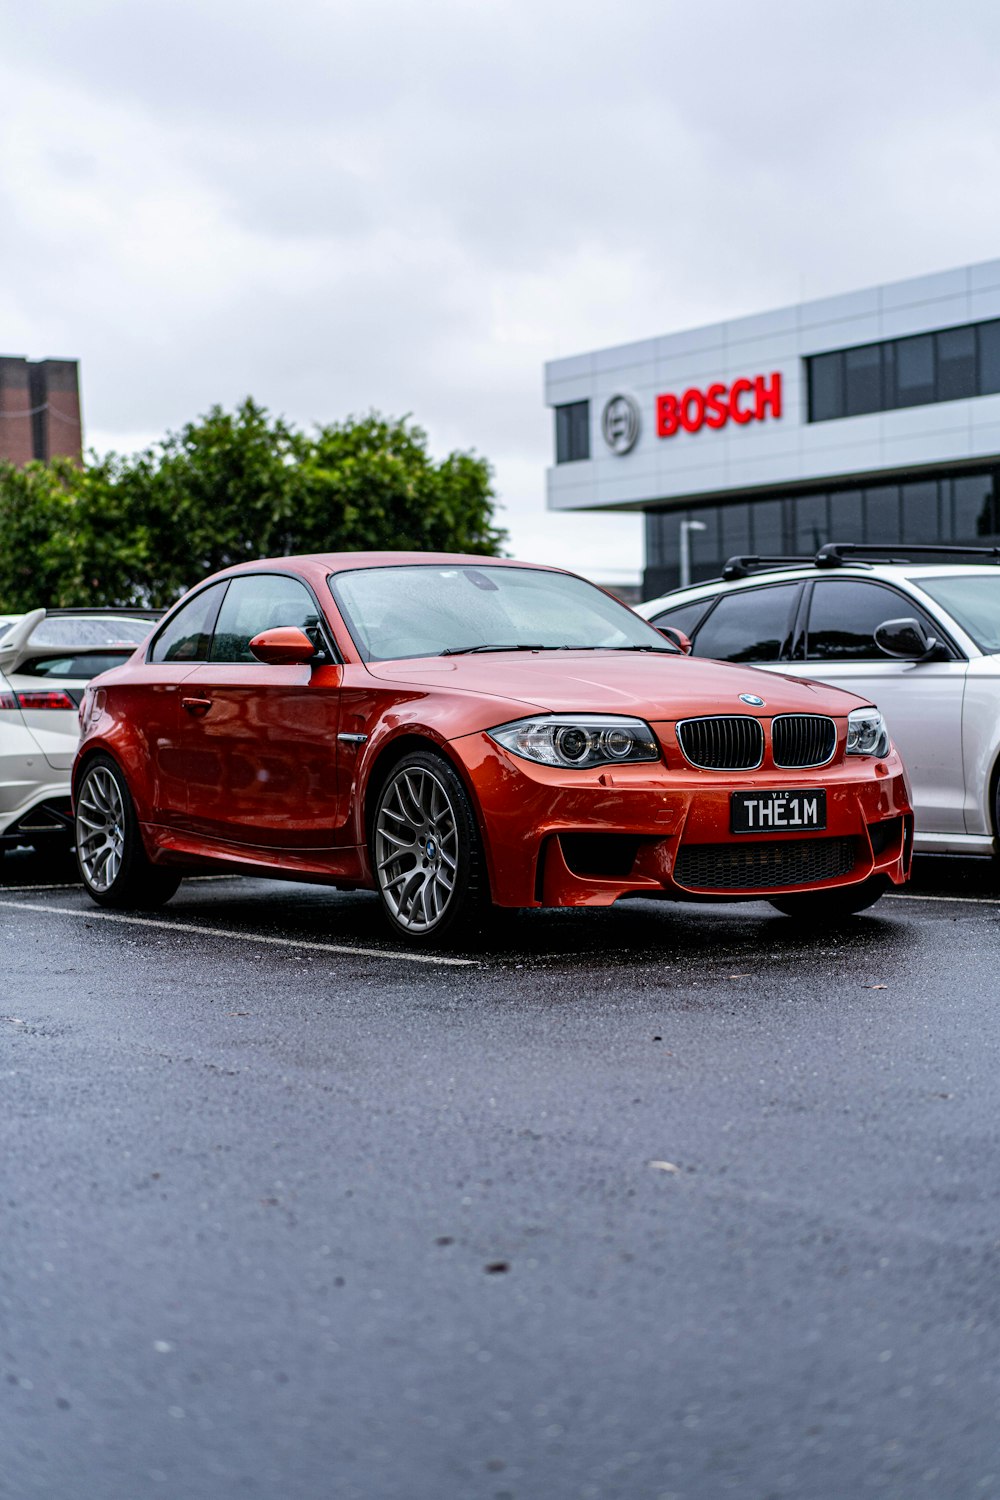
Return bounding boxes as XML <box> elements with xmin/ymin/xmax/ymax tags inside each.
<box><xmin>370</xmin><ymin>750</ymin><xmax>490</xmax><ymax>943</ymax></box>
<box><xmin>75</xmin><ymin>753</ymin><xmax>182</xmax><ymax>910</ymax></box>
<box><xmin>768</xmin><ymin>874</ymin><xmax>889</xmax><ymax>921</ymax></box>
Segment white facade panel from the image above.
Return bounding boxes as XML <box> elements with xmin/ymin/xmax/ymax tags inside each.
<box><xmin>879</xmin><ymin>266</ymin><xmax>970</xmax><ymax>310</ymax></box>
<box><xmin>969</xmin><ymin>259</ymin><xmax>1000</xmax><ymax>293</ymax></box>
<box><xmin>797</xmin><ymin>287</ymin><xmax>881</xmax><ymax>329</ymax></box>
<box><xmin>877</xmin><ymin>298</ymin><xmax>971</xmax><ymax>340</ymax></box>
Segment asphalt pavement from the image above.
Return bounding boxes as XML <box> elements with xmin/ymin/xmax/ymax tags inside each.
<box><xmin>2</xmin><ymin>850</ymin><xmax>1000</xmax><ymax>1500</ymax></box>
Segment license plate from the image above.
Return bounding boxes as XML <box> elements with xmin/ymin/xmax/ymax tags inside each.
<box><xmin>731</xmin><ymin>789</ymin><xmax>827</xmax><ymax>834</ymax></box>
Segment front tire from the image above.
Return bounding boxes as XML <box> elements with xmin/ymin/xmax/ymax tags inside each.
<box><xmin>371</xmin><ymin>750</ymin><xmax>489</xmax><ymax>942</ymax></box>
<box><xmin>75</xmin><ymin>753</ymin><xmax>181</xmax><ymax>910</ymax></box>
<box><xmin>768</xmin><ymin>874</ymin><xmax>889</xmax><ymax>921</ymax></box>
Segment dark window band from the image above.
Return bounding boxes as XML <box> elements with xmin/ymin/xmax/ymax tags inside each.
<box><xmin>807</xmin><ymin>318</ymin><xmax>1000</xmax><ymax>423</ymax></box>
<box><xmin>554</xmin><ymin>400</ymin><xmax>590</xmax><ymax>463</ymax></box>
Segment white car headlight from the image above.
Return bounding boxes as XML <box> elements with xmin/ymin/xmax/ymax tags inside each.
<box><xmin>488</xmin><ymin>714</ymin><xmax>660</xmax><ymax>769</ymax></box>
<box><xmin>846</xmin><ymin>706</ymin><xmax>891</xmax><ymax>758</ymax></box>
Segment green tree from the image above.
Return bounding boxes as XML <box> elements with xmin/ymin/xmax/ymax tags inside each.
<box><xmin>0</xmin><ymin>400</ymin><xmax>505</xmax><ymax>611</ymax></box>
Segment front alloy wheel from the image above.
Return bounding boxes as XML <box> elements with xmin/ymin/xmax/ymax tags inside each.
<box><xmin>372</xmin><ymin>751</ymin><xmax>487</xmax><ymax>941</ymax></box>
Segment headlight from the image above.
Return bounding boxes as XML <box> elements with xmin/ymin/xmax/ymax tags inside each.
<box><xmin>488</xmin><ymin>714</ymin><xmax>660</xmax><ymax>769</ymax></box>
<box><xmin>846</xmin><ymin>706</ymin><xmax>890</xmax><ymax>758</ymax></box>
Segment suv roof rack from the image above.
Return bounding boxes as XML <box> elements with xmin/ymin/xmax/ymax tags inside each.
<box><xmin>814</xmin><ymin>542</ymin><xmax>1000</xmax><ymax>567</ymax></box>
<box><xmin>721</xmin><ymin>554</ymin><xmax>839</xmax><ymax>581</ymax></box>
<box><xmin>720</xmin><ymin>541</ymin><xmax>1000</xmax><ymax>581</ymax></box>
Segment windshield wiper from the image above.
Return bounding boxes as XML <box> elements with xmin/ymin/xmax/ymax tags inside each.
<box><xmin>600</xmin><ymin>644</ymin><xmax>677</xmax><ymax>653</ymax></box>
<box><xmin>440</xmin><ymin>643</ymin><xmax>548</xmax><ymax>656</ymax></box>
<box><xmin>440</xmin><ymin>642</ymin><xmax>677</xmax><ymax>656</ymax></box>
<box><xmin>549</xmin><ymin>644</ymin><xmax>675</xmax><ymax>653</ymax></box>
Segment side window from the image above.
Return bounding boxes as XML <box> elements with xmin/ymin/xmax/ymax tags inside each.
<box><xmin>805</xmin><ymin>581</ymin><xmax>939</xmax><ymax>661</ymax></box>
<box><xmin>149</xmin><ymin>583</ymin><xmax>228</xmax><ymax>664</ymax></box>
<box><xmin>689</xmin><ymin>584</ymin><xmax>801</xmax><ymax>663</ymax></box>
<box><xmin>650</xmin><ymin>598</ymin><xmax>715</xmax><ymax>636</ymax></box>
<box><xmin>210</xmin><ymin>574</ymin><xmax>319</xmax><ymax>663</ymax></box>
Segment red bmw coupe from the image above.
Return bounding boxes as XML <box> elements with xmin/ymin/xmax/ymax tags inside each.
<box><xmin>73</xmin><ymin>553</ymin><xmax>913</xmax><ymax>942</ymax></box>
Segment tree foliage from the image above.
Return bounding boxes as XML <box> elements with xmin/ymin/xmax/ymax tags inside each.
<box><xmin>0</xmin><ymin>400</ymin><xmax>505</xmax><ymax>610</ymax></box>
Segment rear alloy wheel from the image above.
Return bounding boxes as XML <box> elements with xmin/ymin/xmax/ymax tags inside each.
<box><xmin>768</xmin><ymin>874</ymin><xmax>889</xmax><ymax>921</ymax></box>
<box><xmin>371</xmin><ymin>751</ymin><xmax>488</xmax><ymax>942</ymax></box>
<box><xmin>75</xmin><ymin>753</ymin><xmax>181</xmax><ymax>910</ymax></box>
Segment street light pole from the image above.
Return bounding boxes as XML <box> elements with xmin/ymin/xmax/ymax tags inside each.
<box><xmin>679</xmin><ymin>519</ymin><xmax>707</xmax><ymax>590</ymax></box>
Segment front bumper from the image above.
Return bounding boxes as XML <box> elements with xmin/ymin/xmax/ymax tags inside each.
<box><xmin>454</xmin><ymin>731</ymin><xmax>913</xmax><ymax>908</ymax></box>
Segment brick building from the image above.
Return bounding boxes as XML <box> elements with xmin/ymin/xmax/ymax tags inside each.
<box><xmin>0</xmin><ymin>356</ymin><xmax>82</xmax><ymax>465</ymax></box>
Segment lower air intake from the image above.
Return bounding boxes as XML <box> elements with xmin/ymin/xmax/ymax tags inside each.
<box><xmin>674</xmin><ymin>836</ymin><xmax>857</xmax><ymax>891</ymax></box>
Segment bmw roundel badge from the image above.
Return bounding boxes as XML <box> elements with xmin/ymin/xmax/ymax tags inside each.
<box><xmin>739</xmin><ymin>693</ymin><xmax>765</xmax><ymax>707</ymax></box>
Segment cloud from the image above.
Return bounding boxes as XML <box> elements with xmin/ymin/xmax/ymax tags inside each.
<box><xmin>3</xmin><ymin>0</ymin><xmax>1000</xmax><ymax>583</ymax></box>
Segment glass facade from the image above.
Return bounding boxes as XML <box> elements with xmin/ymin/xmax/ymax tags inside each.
<box><xmin>643</xmin><ymin>465</ymin><xmax>1000</xmax><ymax>598</ymax></box>
<box><xmin>807</xmin><ymin>318</ymin><xmax>1000</xmax><ymax>422</ymax></box>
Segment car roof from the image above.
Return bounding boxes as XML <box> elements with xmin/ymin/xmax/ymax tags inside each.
<box><xmin>210</xmin><ymin>551</ymin><xmax>564</xmax><ymax>578</ymax></box>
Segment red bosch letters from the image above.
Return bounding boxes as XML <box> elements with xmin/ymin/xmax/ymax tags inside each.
<box><xmin>656</xmin><ymin>372</ymin><xmax>782</xmax><ymax>438</ymax></box>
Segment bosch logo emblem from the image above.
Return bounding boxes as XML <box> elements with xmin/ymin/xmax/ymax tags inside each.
<box><xmin>656</xmin><ymin>372</ymin><xmax>782</xmax><ymax>438</ymax></box>
<box><xmin>601</xmin><ymin>393</ymin><xmax>641</xmax><ymax>455</ymax></box>
<box><xmin>739</xmin><ymin>693</ymin><xmax>765</xmax><ymax>707</ymax></box>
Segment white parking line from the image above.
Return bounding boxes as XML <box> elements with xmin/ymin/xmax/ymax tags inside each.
<box><xmin>0</xmin><ymin>875</ymin><xmax>239</xmax><ymax>894</ymax></box>
<box><xmin>886</xmin><ymin>892</ymin><xmax>1000</xmax><ymax>906</ymax></box>
<box><xmin>0</xmin><ymin>882</ymin><xmax>80</xmax><ymax>891</ymax></box>
<box><xmin>0</xmin><ymin>899</ymin><xmax>477</xmax><ymax>967</ymax></box>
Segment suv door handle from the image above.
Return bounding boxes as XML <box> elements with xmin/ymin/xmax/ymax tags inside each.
<box><xmin>181</xmin><ymin>697</ymin><xmax>212</xmax><ymax>717</ymax></box>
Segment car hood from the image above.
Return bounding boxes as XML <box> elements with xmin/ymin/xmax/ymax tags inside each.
<box><xmin>364</xmin><ymin>651</ymin><xmax>870</xmax><ymax>719</ymax></box>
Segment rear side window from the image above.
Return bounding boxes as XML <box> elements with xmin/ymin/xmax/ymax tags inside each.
<box><xmin>18</xmin><ymin>652</ymin><xmax>134</xmax><ymax>679</ymax></box>
<box><xmin>150</xmin><ymin>583</ymin><xmax>228</xmax><ymax>664</ymax></box>
<box><xmin>210</xmin><ymin>574</ymin><xmax>319</xmax><ymax>663</ymax></box>
<box><xmin>805</xmin><ymin>580</ymin><xmax>940</xmax><ymax>661</ymax></box>
<box><xmin>690</xmin><ymin>584</ymin><xmax>801</xmax><ymax>662</ymax></box>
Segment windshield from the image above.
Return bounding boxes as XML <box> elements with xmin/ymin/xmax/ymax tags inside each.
<box><xmin>329</xmin><ymin>564</ymin><xmax>675</xmax><ymax>662</ymax></box>
<box><xmin>918</xmin><ymin>574</ymin><xmax>1000</xmax><ymax>653</ymax></box>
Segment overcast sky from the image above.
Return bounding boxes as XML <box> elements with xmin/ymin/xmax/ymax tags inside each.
<box><xmin>3</xmin><ymin>0</ymin><xmax>1000</xmax><ymax>580</ymax></box>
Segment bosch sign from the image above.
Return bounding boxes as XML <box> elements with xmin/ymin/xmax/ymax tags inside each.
<box><xmin>656</xmin><ymin>372</ymin><xmax>782</xmax><ymax>438</ymax></box>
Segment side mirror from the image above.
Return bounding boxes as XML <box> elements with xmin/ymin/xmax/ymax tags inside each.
<box><xmin>657</xmin><ymin>625</ymin><xmax>693</xmax><ymax>655</ymax></box>
<box><xmin>249</xmin><ymin>626</ymin><xmax>317</xmax><ymax>666</ymax></box>
<box><xmin>873</xmin><ymin>617</ymin><xmax>947</xmax><ymax>662</ymax></box>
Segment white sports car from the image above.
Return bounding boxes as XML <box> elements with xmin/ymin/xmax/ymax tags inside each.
<box><xmin>0</xmin><ymin>609</ymin><xmax>158</xmax><ymax>853</ymax></box>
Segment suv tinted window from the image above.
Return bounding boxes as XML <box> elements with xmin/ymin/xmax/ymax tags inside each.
<box><xmin>649</xmin><ymin>599</ymin><xmax>715</xmax><ymax>636</ymax></box>
<box><xmin>691</xmin><ymin>584</ymin><xmax>800</xmax><ymax>662</ymax></box>
<box><xmin>805</xmin><ymin>580</ymin><xmax>938</xmax><ymax>660</ymax></box>
<box><xmin>210</xmin><ymin>574</ymin><xmax>319</xmax><ymax>663</ymax></box>
<box><xmin>150</xmin><ymin>583</ymin><xmax>227</xmax><ymax>664</ymax></box>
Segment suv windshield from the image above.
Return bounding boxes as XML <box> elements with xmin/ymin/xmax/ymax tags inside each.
<box><xmin>918</xmin><ymin>574</ymin><xmax>1000</xmax><ymax>653</ymax></box>
<box><xmin>330</xmin><ymin>564</ymin><xmax>674</xmax><ymax>662</ymax></box>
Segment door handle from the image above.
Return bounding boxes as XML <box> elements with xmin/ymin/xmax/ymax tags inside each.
<box><xmin>181</xmin><ymin>697</ymin><xmax>212</xmax><ymax>717</ymax></box>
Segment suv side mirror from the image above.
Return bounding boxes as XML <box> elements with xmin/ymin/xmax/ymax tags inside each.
<box><xmin>249</xmin><ymin>626</ymin><xmax>317</xmax><ymax>666</ymax></box>
<box><xmin>657</xmin><ymin>625</ymin><xmax>693</xmax><ymax>655</ymax></box>
<box><xmin>874</xmin><ymin>617</ymin><xmax>947</xmax><ymax>662</ymax></box>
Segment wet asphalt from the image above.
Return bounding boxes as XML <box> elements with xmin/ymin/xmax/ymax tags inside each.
<box><xmin>2</xmin><ymin>850</ymin><xmax>1000</xmax><ymax>1500</ymax></box>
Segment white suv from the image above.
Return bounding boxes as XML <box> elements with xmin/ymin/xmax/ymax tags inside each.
<box><xmin>638</xmin><ymin>544</ymin><xmax>1000</xmax><ymax>857</ymax></box>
